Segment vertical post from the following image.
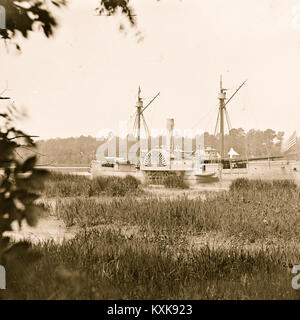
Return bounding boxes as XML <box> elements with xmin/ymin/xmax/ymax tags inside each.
<box><xmin>136</xmin><ymin>87</ymin><xmax>143</xmax><ymax>168</ymax></box>
<box><xmin>168</xmin><ymin>119</ymin><xmax>175</xmax><ymax>170</ymax></box>
<box><xmin>126</xmin><ymin>134</ymin><xmax>129</xmax><ymax>161</ymax></box>
<box><xmin>218</xmin><ymin>76</ymin><xmax>226</xmax><ymax>182</ymax></box>
<box><xmin>220</xmin><ymin>103</ymin><xmax>224</xmax><ymax>159</ymax></box>
<box><xmin>181</xmin><ymin>136</ymin><xmax>185</xmax><ymax>162</ymax></box>
<box><xmin>218</xmin><ymin>76</ymin><xmax>226</xmax><ymax>162</ymax></box>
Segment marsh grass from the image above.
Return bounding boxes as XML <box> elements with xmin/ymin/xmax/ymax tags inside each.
<box><xmin>1</xmin><ymin>229</ymin><xmax>299</xmax><ymax>299</ymax></box>
<box><xmin>51</xmin><ymin>184</ymin><xmax>300</xmax><ymax>243</ymax></box>
<box><xmin>43</xmin><ymin>172</ymin><xmax>141</xmax><ymax>197</ymax></box>
<box><xmin>229</xmin><ymin>178</ymin><xmax>297</xmax><ymax>192</ymax></box>
<box><xmin>163</xmin><ymin>173</ymin><xmax>189</xmax><ymax>189</ymax></box>
<box><xmin>2</xmin><ymin>178</ymin><xmax>300</xmax><ymax>300</ymax></box>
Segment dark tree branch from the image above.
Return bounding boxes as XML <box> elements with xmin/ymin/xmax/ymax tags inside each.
<box><xmin>96</xmin><ymin>0</ymin><xmax>136</xmax><ymax>25</ymax></box>
<box><xmin>0</xmin><ymin>0</ymin><xmax>67</xmax><ymax>49</ymax></box>
<box><xmin>7</xmin><ymin>135</ymin><xmax>39</xmax><ymax>141</ymax></box>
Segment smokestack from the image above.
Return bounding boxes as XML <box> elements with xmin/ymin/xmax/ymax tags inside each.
<box><xmin>166</xmin><ymin>118</ymin><xmax>174</xmax><ymax>155</ymax></box>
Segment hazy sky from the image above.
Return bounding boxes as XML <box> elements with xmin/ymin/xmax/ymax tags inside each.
<box><xmin>0</xmin><ymin>0</ymin><xmax>300</xmax><ymax>139</ymax></box>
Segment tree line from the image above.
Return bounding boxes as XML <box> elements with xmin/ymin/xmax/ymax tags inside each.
<box><xmin>15</xmin><ymin>128</ymin><xmax>299</xmax><ymax>166</ymax></box>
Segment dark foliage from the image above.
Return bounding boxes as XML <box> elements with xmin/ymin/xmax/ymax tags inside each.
<box><xmin>0</xmin><ymin>0</ymin><xmax>66</xmax><ymax>49</ymax></box>
<box><xmin>0</xmin><ymin>0</ymin><xmax>137</xmax><ymax>50</ymax></box>
<box><xmin>0</xmin><ymin>108</ymin><xmax>48</xmax><ymax>285</ymax></box>
<box><xmin>97</xmin><ymin>0</ymin><xmax>136</xmax><ymax>25</ymax></box>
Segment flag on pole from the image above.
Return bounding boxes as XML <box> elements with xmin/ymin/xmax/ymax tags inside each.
<box><xmin>281</xmin><ymin>131</ymin><xmax>297</xmax><ymax>153</ymax></box>
<box><xmin>228</xmin><ymin>147</ymin><xmax>239</xmax><ymax>159</ymax></box>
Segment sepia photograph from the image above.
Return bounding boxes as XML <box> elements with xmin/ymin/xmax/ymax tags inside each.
<box><xmin>0</xmin><ymin>0</ymin><xmax>299</xmax><ymax>308</ymax></box>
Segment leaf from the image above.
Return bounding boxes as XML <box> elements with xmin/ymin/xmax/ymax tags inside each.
<box><xmin>3</xmin><ymin>241</ymin><xmax>31</xmax><ymax>256</ymax></box>
<box><xmin>18</xmin><ymin>192</ymin><xmax>40</xmax><ymax>205</ymax></box>
<box><xmin>33</xmin><ymin>169</ymin><xmax>49</xmax><ymax>177</ymax></box>
<box><xmin>25</xmin><ymin>204</ymin><xmax>44</xmax><ymax>227</ymax></box>
<box><xmin>0</xmin><ymin>219</ymin><xmax>12</xmax><ymax>235</ymax></box>
<box><xmin>0</xmin><ymin>237</ymin><xmax>10</xmax><ymax>254</ymax></box>
<box><xmin>21</xmin><ymin>156</ymin><xmax>37</xmax><ymax>172</ymax></box>
<box><xmin>16</xmin><ymin>172</ymin><xmax>47</xmax><ymax>192</ymax></box>
<box><xmin>2</xmin><ymin>241</ymin><xmax>42</xmax><ymax>267</ymax></box>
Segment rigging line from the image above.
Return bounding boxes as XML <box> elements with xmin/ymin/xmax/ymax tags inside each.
<box><xmin>214</xmin><ymin>109</ymin><xmax>220</xmax><ymax>136</ymax></box>
<box><xmin>35</xmin><ymin>160</ymin><xmax>57</xmax><ymax>167</ymax></box>
<box><xmin>13</xmin><ymin>149</ymin><xmax>24</xmax><ymax>160</ymax></box>
<box><xmin>224</xmin><ymin>80</ymin><xmax>247</xmax><ymax>108</ymax></box>
<box><xmin>246</xmin><ymin>104</ymin><xmax>261</xmax><ymax>134</ymax></box>
<box><xmin>240</xmin><ymin>85</ymin><xmax>259</xmax><ymax>134</ymax></box>
<box><xmin>132</xmin><ymin>114</ymin><xmax>138</xmax><ymax>136</ymax></box>
<box><xmin>127</xmin><ymin>113</ymin><xmax>135</xmax><ymax>126</ymax></box>
<box><xmin>141</xmin><ymin>92</ymin><xmax>160</xmax><ymax>114</ymax></box>
<box><xmin>0</xmin><ymin>89</ymin><xmax>7</xmax><ymax>97</ymax></box>
<box><xmin>0</xmin><ymin>81</ymin><xmax>8</xmax><ymax>97</ymax></box>
<box><xmin>205</xmin><ymin>107</ymin><xmax>219</xmax><ymax>134</ymax></box>
<box><xmin>192</xmin><ymin>103</ymin><xmax>219</xmax><ymax>129</ymax></box>
<box><xmin>127</xmin><ymin>112</ymin><xmax>136</xmax><ymax>135</ymax></box>
<box><xmin>18</xmin><ymin>145</ymin><xmax>47</xmax><ymax>157</ymax></box>
<box><xmin>141</xmin><ymin>114</ymin><xmax>150</xmax><ymax>137</ymax></box>
<box><xmin>127</xmin><ymin>110</ymin><xmax>136</xmax><ymax>125</ymax></box>
<box><xmin>224</xmin><ymin>108</ymin><xmax>232</xmax><ymax>132</ymax></box>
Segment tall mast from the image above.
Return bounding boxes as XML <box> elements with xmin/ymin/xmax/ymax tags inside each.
<box><xmin>133</xmin><ymin>87</ymin><xmax>160</xmax><ymax>168</ymax></box>
<box><xmin>214</xmin><ymin>77</ymin><xmax>247</xmax><ymax>162</ymax></box>
<box><xmin>218</xmin><ymin>75</ymin><xmax>226</xmax><ymax>160</ymax></box>
<box><xmin>136</xmin><ymin>86</ymin><xmax>143</xmax><ymax>167</ymax></box>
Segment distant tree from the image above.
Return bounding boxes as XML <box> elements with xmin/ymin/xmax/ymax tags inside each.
<box><xmin>204</xmin><ymin>128</ymin><xmax>285</xmax><ymax>159</ymax></box>
<box><xmin>225</xmin><ymin>128</ymin><xmax>246</xmax><ymax>157</ymax></box>
<box><xmin>245</xmin><ymin>129</ymin><xmax>284</xmax><ymax>158</ymax></box>
<box><xmin>204</xmin><ymin>132</ymin><xmax>218</xmax><ymax>150</ymax></box>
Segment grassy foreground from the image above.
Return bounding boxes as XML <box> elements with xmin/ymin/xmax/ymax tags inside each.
<box><xmin>43</xmin><ymin>172</ymin><xmax>142</xmax><ymax>197</ymax></box>
<box><xmin>1</xmin><ymin>177</ymin><xmax>300</xmax><ymax>299</ymax></box>
<box><xmin>2</xmin><ymin>229</ymin><xmax>298</xmax><ymax>299</ymax></box>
